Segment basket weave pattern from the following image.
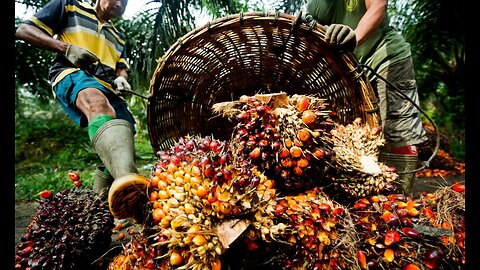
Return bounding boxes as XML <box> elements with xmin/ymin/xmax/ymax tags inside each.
<box><xmin>148</xmin><ymin>12</ymin><xmax>379</xmax><ymax>152</ymax></box>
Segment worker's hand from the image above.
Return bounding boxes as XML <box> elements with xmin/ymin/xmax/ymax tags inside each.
<box><xmin>64</xmin><ymin>44</ymin><xmax>98</xmax><ymax>68</ymax></box>
<box><xmin>294</xmin><ymin>10</ymin><xmax>315</xmax><ymax>25</ymax></box>
<box><xmin>113</xmin><ymin>76</ymin><xmax>131</xmax><ymax>98</ymax></box>
<box><xmin>325</xmin><ymin>24</ymin><xmax>357</xmax><ymax>52</ymax></box>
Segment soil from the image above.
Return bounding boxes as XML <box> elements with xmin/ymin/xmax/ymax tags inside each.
<box><xmin>14</xmin><ymin>174</ymin><xmax>465</xmax><ymax>267</ymax></box>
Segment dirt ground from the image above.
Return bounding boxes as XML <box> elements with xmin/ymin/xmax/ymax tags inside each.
<box><xmin>14</xmin><ymin>174</ymin><xmax>465</xmax><ymax>266</ymax></box>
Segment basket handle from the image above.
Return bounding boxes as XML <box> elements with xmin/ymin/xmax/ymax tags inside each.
<box><xmin>354</xmin><ymin>64</ymin><xmax>440</xmax><ymax>173</ymax></box>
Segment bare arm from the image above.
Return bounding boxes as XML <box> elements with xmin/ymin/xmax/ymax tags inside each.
<box><xmin>15</xmin><ymin>24</ymin><xmax>69</xmax><ymax>54</ymax></box>
<box><xmin>355</xmin><ymin>0</ymin><xmax>388</xmax><ymax>45</ymax></box>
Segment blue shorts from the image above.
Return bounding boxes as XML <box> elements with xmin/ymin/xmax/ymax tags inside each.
<box><xmin>53</xmin><ymin>70</ymin><xmax>136</xmax><ymax>131</ymax></box>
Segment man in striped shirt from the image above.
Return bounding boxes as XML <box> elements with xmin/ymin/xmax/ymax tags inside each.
<box><xmin>16</xmin><ymin>0</ymin><xmax>149</xmax><ymax>222</ymax></box>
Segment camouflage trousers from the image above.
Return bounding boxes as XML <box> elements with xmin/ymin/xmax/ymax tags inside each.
<box><xmin>372</xmin><ymin>57</ymin><xmax>428</xmax><ymax>147</ymax></box>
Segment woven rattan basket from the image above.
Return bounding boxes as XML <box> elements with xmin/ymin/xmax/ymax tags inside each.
<box><xmin>148</xmin><ymin>11</ymin><xmax>380</xmax><ymax>153</ymax></box>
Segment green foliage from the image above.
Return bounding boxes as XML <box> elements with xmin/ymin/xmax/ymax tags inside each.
<box><xmin>389</xmin><ymin>0</ymin><xmax>465</xmax><ymax>154</ymax></box>
<box><xmin>15</xmin><ymin>18</ymin><xmax>55</xmax><ymax>106</ymax></box>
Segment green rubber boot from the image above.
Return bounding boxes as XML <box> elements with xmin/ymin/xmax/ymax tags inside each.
<box><xmin>91</xmin><ymin>119</ymin><xmax>149</xmax><ymax>221</ymax></box>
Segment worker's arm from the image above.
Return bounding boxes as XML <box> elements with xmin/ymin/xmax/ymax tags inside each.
<box><xmin>15</xmin><ymin>23</ymin><xmax>68</xmax><ymax>54</ymax></box>
<box><xmin>355</xmin><ymin>0</ymin><xmax>388</xmax><ymax>45</ymax></box>
<box><xmin>16</xmin><ymin>23</ymin><xmax>98</xmax><ymax>68</ymax></box>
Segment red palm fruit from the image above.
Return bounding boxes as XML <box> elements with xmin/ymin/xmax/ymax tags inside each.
<box><xmin>204</xmin><ymin>164</ymin><xmax>215</xmax><ymax>178</ymax></box>
<box><xmin>275</xmin><ymin>203</ymin><xmax>285</xmax><ymax>215</ymax></box>
<box><xmin>68</xmin><ymin>171</ymin><xmax>80</xmax><ymax>181</ymax></box>
<box><xmin>451</xmin><ymin>182</ymin><xmax>465</xmax><ymax>192</ymax></box>
<box><xmin>297</xmin><ymin>128</ymin><xmax>310</xmax><ymax>142</ymax></box>
<box><xmin>384</xmin><ymin>230</ymin><xmax>401</xmax><ymax>246</ymax></box>
<box><xmin>219</xmin><ymin>202</ymin><xmax>232</xmax><ymax>215</ymax></box>
<box><xmin>279</xmin><ymin>147</ymin><xmax>290</xmax><ymax>158</ymax></box>
<box><xmin>293</xmin><ymin>166</ymin><xmax>303</xmax><ymax>176</ymax></box>
<box><xmin>381</xmin><ymin>211</ymin><xmax>400</xmax><ymax>226</ymax></box>
<box><xmin>272</xmin><ymin>141</ymin><xmax>282</xmax><ymax>150</ymax></box>
<box><xmin>259</xmin><ymin>139</ymin><xmax>269</xmax><ymax>147</ymax></box>
<box><xmin>396</xmin><ymin>208</ymin><xmax>408</xmax><ymax>217</ymax></box>
<box><xmin>236</xmin><ymin>111</ymin><xmax>248</xmax><ymax>122</ymax></box>
<box><xmin>210</xmin><ymin>140</ymin><xmax>221</xmax><ymax>154</ymax></box>
<box><xmin>38</xmin><ymin>189</ymin><xmax>53</xmax><ymax>199</ymax></box>
<box><xmin>73</xmin><ymin>180</ymin><xmax>82</xmax><ymax>187</ymax></box>
<box><xmin>423</xmin><ymin>207</ymin><xmax>435</xmax><ymax>218</ymax></box>
<box><xmin>384</xmin><ymin>248</ymin><xmax>395</xmax><ymax>262</ymax></box>
<box><xmin>170</xmin><ymin>251</ymin><xmax>183</xmax><ymax>266</ymax></box>
<box><xmin>297</xmin><ymin>157</ymin><xmax>309</xmax><ymax>168</ymax></box>
<box><xmin>249</xmin><ymin>147</ymin><xmax>261</xmax><ymax>159</ymax></box>
<box><xmin>403</xmin><ymin>264</ymin><xmax>420</xmax><ymax>270</ymax></box>
<box><xmin>312</xmin><ymin>148</ymin><xmax>325</xmax><ymax>159</ymax></box>
<box><xmin>281</xmin><ymin>157</ymin><xmax>293</xmax><ymax>168</ymax></box>
<box><xmin>296</xmin><ymin>96</ymin><xmax>309</xmax><ymax>111</ymax></box>
<box><xmin>400</xmin><ymin>217</ymin><xmax>413</xmax><ymax>227</ymax></box>
<box><xmin>424</xmin><ymin>249</ymin><xmax>442</xmax><ymax>269</ymax></box>
<box><xmin>301</xmin><ymin>110</ymin><xmax>317</xmax><ymax>125</ymax></box>
<box><xmin>284</xmin><ymin>138</ymin><xmax>293</xmax><ymax>148</ymax></box>
<box><xmin>408</xmin><ymin>207</ymin><xmax>420</xmax><ymax>217</ymax></box>
<box><xmin>354</xmin><ymin>202</ymin><xmax>367</xmax><ymax>210</ymax></box>
<box><xmin>211</xmin><ymin>259</ymin><xmax>222</xmax><ymax>270</ymax></box>
<box><xmin>246</xmin><ymin>239</ymin><xmax>259</xmax><ymax>251</ymax></box>
<box><xmin>289</xmin><ymin>146</ymin><xmax>303</xmax><ymax>158</ymax></box>
<box><xmin>329</xmin><ymin>258</ymin><xmax>340</xmax><ymax>269</ymax></box>
<box><xmin>402</xmin><ymin>227</ymin><xmax>419</xmax><ymax>238</ymax></box>
<box><xmin>332</xmin><ymin>207</ymin><xmax>344</xmax><ymax>215</ymax></box>
<box><xmin>358</xmin><ymin>198</ymin><xmax>370</xmax><ymax>204</ymax></box>
<box><xmin>356</xmin><ymin>250</ymin><xmax>367</xmax><ymax>269</ymax></box>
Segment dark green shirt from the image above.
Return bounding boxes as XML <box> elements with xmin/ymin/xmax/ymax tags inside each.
<box><xmin>305</xmin><ymin>0</ymin><xmax>411</xmax><ymax>77</ymax></box>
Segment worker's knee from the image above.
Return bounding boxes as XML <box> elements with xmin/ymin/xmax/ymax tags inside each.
<box><xmin>76</xmin><ymin>88</ymin><xmax>116</xmax><ymax>118</ymax></box>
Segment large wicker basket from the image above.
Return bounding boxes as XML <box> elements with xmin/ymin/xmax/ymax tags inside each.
<box><xmin>147</xmin><ymin>11</ymin><xmax>380</xmax><ymax>153</ymax></box>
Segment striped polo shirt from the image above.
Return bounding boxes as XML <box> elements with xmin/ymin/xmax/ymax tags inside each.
<box><xmin>24</xmin><ymin>0</ymin><xmax>129</xmax><ymax>92</ymax></box>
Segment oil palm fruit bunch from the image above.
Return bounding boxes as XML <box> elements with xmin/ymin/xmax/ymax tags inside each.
<box><xmin>15</xmin><ymin>188</ymin><xmax>114</xmax><ymax>270</ymax></box>
<box><xmin>108</xmin><ymin>232</ymin><xmax>168</xmax><ymax>270</ymax></box>
<box><xmin>270</xmin><ymin>187</ymin><xmax>357</xmax><ymax>269</ymax></box>
<box><xmin>328</xmin><ymin>117</ymin><xmax>398</xmax><ymax>200</ymax></box>
<box><xmin>236</xmin><ymin>187</ymin><xmax>356</xmax><ymax>269</ymax></box>
<box><xmin>417</xmin><ymin>183</ymin><xmax>465</xmax><ymax>267</ymax></box>
<box><xmin>147</xmin><ymin>136</ymin><xmax>232</xmax><ymax>269</ymax></box>
<box><xmin>219</xmin><ymin>93</ymin><xmax>337</xmax><ymax>195</ymax></box>
<box><xmin>350</xmin><ymin>193</ymin><xmax>463</xmax><ymax>269</ymax></box>
<box><xmin>135</xmin><ymin>135</ymin><xmax>277</xmax><ymax>270</ymax></box>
